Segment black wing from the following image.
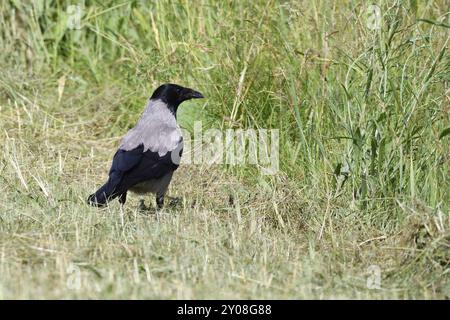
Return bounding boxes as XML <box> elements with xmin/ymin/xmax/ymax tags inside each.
<box><xmin>87</xmin><ymin>143</ymin><xmax>182</xmax><ymax>206</ymax></box>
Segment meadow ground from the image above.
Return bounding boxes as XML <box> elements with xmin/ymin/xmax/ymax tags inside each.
<box><xmin>0</xmin><ymin>1</ymin><xmax>449</xmax><ymax>299</ymax></box>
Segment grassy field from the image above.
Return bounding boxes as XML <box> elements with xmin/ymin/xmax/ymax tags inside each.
<box><xmin>0</xmin><ymin>0</ymin><xmax>449</xmax><ymax>299</ymax></box>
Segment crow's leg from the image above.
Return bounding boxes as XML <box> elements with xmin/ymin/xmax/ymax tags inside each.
<box><xmin>156</xmin><ymin>194</ymin><xmax>164</xmax><ymax>209</ymax></box>
<box><xmin>118</xmin><ymin>192</ymin><xmax>127</xmax><ymax>206</ymax></box>
<box><xmin>118</xmin><ymin>194</ymin><xmax>126</xmax><ymax>228</ymax></box>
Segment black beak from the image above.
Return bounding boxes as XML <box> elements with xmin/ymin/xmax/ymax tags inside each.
<box><xmin>186</xmin><ymin>88</ymin><xmax>204</xmax><ymax>99</ymax></box>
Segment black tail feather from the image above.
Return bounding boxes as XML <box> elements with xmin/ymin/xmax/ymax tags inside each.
<box><xmin>87</xmin><ymin>186</ymin><xmax>111</xmax><ymax>207</ymax></box>
<box><xmin>87</xmin><ymin>174</ymin><xmax>121</xmax><ymax>207</ymax></box>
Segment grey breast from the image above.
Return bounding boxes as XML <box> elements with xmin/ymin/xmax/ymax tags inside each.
<box><xmin>129</xmin><ymin>171</ymin><xmax>174</xmax><ymax>196</ymax></box>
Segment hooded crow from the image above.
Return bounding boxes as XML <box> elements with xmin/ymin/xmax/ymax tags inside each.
<box><xmin>87</xmin><ymin>83</ymin><xmax>204</xmax><ymax>209</ymax></box>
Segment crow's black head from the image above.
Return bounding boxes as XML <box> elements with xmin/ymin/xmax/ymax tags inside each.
<box><xmin>151</xmin><ymin>83</ymin><xmax>204</xmax><ymax>110</ymax></box>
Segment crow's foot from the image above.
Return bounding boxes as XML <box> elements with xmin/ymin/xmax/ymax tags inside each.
<box><xmin>167</xmin><ymin>196</ymin><xmax>182</xmax><ymax>208</ymax></box>
<box><xmin>138</xmin><ymin>199</ymin><xmax>151</xmax><ymax>212</ymax></box>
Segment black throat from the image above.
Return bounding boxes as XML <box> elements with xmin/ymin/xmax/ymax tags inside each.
<box><xmin>165</xmin><ymin>103</ymin><xmax>178</xmax><ymax>118</ymax></box>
